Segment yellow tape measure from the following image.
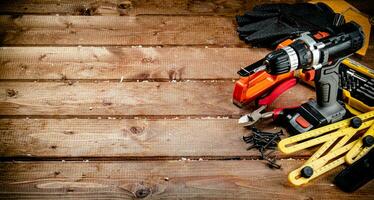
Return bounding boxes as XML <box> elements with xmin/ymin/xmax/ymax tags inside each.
<box><xmin>278</xmin><ymin>111</ymin><xmax>374</xmax><ymax>186</ymax></box>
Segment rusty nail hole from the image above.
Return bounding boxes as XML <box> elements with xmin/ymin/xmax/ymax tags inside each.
<box><xmin>50</xmin><ymin>145</ymin><xmax>57</xmax><ymax>149</ymax></box>
<box><xmin>6</xmin><ymin>89</ymin><xmax>18</xmax><ymax>97</ymax></box>
<box><xmin>54</xmin><ymin>171</ymin><xmax>61</xmax><ymax>176</ymax></box>
<box><xmin>20</xmin><ymin>64</ymin><xmax>27</xmax><ymax>70</ymax></box>
<box><xmin>135</xmin><ymin>188</ymin><xmax>151</xmax><ymax>198</ymax></box>
<box><xmin>130</xmin><ymin>126</ymin><xmax>143</xmax><ymax>134</ymax></box>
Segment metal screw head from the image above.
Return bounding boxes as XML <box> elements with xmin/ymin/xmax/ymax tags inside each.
<box><xmin>301</xmin><ymin>166</ymin><xmax>314</xmax><ymax>178</ymax></box>
<box><xmin>363</xmin><ymin>135</ymin><xmax>374</xmax><ymax>147</ymax></box>
<box><xmin>350</xmin><ymin>117</ymin><xmax>362</xmax><ymax>128</ymax></box>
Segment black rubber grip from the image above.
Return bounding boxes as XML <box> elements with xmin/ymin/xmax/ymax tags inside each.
<box><xmin>314</xmin><ymin>61</ymin><xmax>340</xmax><ymax>107</ymax></box>
<box><xmin>265</xmin><ymin>49</ymin><xmax>291</xmax><ymax>75</ymax></box>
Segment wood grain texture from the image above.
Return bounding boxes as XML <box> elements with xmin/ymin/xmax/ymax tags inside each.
<box><xmin>0</xmin><ymin>82</ymin><xmax>314</xmax><ymax>116</ymax></box>
<box><xmin>0</xmin><ymin>118</ymin><xmax>315</xmax><ymax>158</ymax></box>
<box><xmin>0</xmin><ymin>0</ymin><xmax>297</xmax><ymax>16</ymax></box>
<box><xmin>0</xmin><ymin>15</ymin><xmax>242</xmax><ymax>46</ymax></box>
<box><xmin>0</xmin><ymin>47</ymin><xmax>268</xmax><ymax>80</ymax></box>
<box><xmin>0</xmin><ymin>0</ymin><xmax>370</xmax><ymax>17</ymax></box>
<box><xmin>0</xmin><ymin>160</ymin><xmax>373</xmax><ymax>199</ymax></box>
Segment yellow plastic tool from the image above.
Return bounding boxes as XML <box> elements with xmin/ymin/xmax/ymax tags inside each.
<box><xmin>278</xmin><ymin>111</ymin><xmax>374</xmax><ymax>186</ymax></box>
<box><xmin>345</xmin><ymin>123</ymin><xmax>374</xmax><ymax>164</ymax></box>
<box><xmin>278</xmin><ymin>111</ymin><xmax>374</xmax><ymax>154</ymax></box>
<box><xmin>287</xmin><ymin>126</ymin><xmax>374</xmax><ymax>186</ymax></box>
<box><xmin>288</xmin><ymin>124</ymin><xmax>359</xmax><ymax>185</ymax></box>
<box><xmin>288</xmin><ymin>141</ymin><xmax>356</xmax><ymax>186</ymax></box>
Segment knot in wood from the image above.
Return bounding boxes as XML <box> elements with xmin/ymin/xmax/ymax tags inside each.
<box><xmin>63</xmin><ymin>130</ymin><xmax>75</xmax><ymax>135</ymax></box>
<box><xmin>80</xmin><ymin>7</ymin><xmax>94</xmax><ymax>16</ymax></box>
<box><xmin>6</xmin><ymin>89</ymin><xmax>18</xmax><ymax>97</ymax></box>
<box><xmin>118</xmin><ymin>1</ymin><xmax>132</xmax><ymax>9</ymax></box>
<box><xmin>135</xmin><ymin>187</ymin><xmax>151</xmax><ymax>198</ymax></box>
<box><xmin>130</xmin><ymin>126</ymin><xmax>144</xmax><ymax>135</ymax></box>
<box><xmin>141</xmin><ymin>57</ymin><xmax>154</xmax><ymax>64</ymax></box>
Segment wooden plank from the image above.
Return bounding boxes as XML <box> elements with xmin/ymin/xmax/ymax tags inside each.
<box><xmin>0</xmin><ymin>15</ymin><xmax>242</xmax><ymax>46</ymax></box>
<box><xmin>0</xmin><ymin>0</ymin><xmax>371</xmax><ymax>17</ymax></box>
<box><xmin>0</xmin><ymin>82</ymin><xmax>314</xmax><ymax>116</ymax></box>
<box><xmin>0</xmin><ymin>47</ymin><xmax>268</xmax><ymax>80</ymax></box>
<box><xmin>0</xmin><ymin>160</ymin><xmax>372</xmax><ymax>199</ymax></box>
<box><xmin>1</xmin><ymin>0</ymin><xmax>371</xmax><ymax>17</ymax></box>
<box><xmin>0</xmin><ymin>0</ymin><xmax>298</xmax><ymax>16</ymax></box>
<box><xmin>0</xmin><ymin>118</ymin><xmax>315</xmax><ymax>158</ymax></box>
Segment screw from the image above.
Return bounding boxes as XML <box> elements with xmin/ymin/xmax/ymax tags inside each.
<box><xmin>262</xmin><ymin>135</ymin><xmax>279</xmax><ymax>150</ymax></box>
<box><xmin>243</xmin><ymin>127</ymin><xmax>282</xmax><ymax>169</ymax></box>
<box><xmin>350</xmin><ymin>117</ymin><xmax>362</xmax><ymax>128</ymax></box>
<box><xmin>243</xmin><ymin>135</ymin><xmax>253</xmax><ymax>143</ymax></box>
<box><xmin>301</xmin><ymin>166</ymin><xmax>314</xmax><ymax>178</ymax></box>
<box><xmin>362</xmin><ymin>135</ymin><xmax>374</xmax><ymax>147</ymax></box>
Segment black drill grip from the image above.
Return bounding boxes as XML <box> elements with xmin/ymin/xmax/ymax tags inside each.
<box><xmin>314</xmin><ymin>61</ymin><xmax>341</xmax><ymax>107</ymax></box>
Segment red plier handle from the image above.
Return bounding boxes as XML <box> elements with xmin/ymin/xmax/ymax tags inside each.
<box><xmin>258</xmin><ymin>78</ymin><xmax>297</xmax><ymax>106</ymax></box>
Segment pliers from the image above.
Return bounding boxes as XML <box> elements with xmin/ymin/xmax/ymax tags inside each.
<box><xmin>238</xmin><ymin>78</ymin><xmax>298</xmax><ymax>126</ymax></box>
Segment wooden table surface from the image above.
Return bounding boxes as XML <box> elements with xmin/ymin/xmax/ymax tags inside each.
<box><xmin>0</xmin><ymin>0</ymin><xmax>373</xmax><ymax>199</ymax></box>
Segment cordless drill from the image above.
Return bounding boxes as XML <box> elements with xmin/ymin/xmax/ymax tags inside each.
<box><xmin>238</xmin><ymin>22</ymin><xmax>365</xmax><ymax>134</ymax></box>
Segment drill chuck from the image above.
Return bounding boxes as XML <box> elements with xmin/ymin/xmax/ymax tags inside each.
<box><xmin>264</xmin><ymin>46</ymin><xmax>299</xmax><ymax>75</ymax></box>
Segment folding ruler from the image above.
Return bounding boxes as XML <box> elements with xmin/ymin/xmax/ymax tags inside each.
<box><xmin>278</xmin><ymin>110</ymin><xmax>374</xmax><ymax>186</ymax></box>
